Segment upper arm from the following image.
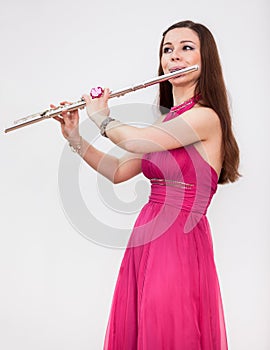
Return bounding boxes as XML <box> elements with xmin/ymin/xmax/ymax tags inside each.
<box><xmin>112</xmin><ymin>114</ymin><xmax>166</xmax><ymax>183</ymax></box>
<box><xmin>127</xmin><ymin>108</ymin><xmax>221</xmax><ymax>154</ymax></box>
<box><xmin>114</xmin><ymin>151</ymin><xmax>143</xmax><ymax>184</ymax></box>
<box><xmin>152</xmin><ymin>113</ymin><xmax>167</xmax><ymax>125</ymax></box>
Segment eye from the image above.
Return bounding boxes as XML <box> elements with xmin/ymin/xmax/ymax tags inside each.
<box><xmin>183</xmin><ymin>45</ymin><xmax>194</xmax><ymax>51</ymax></box>
<box><xmin>163</xmin><ymin>47</ymin><xmax>173</xmax><ymax>54</ymax></box>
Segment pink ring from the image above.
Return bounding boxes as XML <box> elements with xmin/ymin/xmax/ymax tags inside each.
<box><xmin>90</xmin><ymin>86</ymin><xmax>104</xmax><ymax>99</ymax></box>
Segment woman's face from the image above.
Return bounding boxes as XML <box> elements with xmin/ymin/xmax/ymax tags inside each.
<box><xmin>161</xmin><ymin>27</ymin><xmax>201</xmax><ymax>86</ymax></box>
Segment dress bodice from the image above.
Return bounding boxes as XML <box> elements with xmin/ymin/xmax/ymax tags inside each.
<box><xmin>141</xmin><ymin>99</ymin><xmax>218</xmax><ymax>216</ymax></box>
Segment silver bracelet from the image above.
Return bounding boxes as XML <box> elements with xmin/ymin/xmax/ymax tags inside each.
<box><xmin>69</xmin><ymin>136</ymin><xmax>83</xmax><ymax>156</ymax></box>
<box><xmin>100</xmin><ymin>117</ymin><xmax>116</xmax><ymax>137</ymax></box>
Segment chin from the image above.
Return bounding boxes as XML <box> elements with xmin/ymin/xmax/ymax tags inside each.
<box><xmin>169</xmin><ymin>77</ymin><xmax>186</xmax><ymax>86</ymax></box>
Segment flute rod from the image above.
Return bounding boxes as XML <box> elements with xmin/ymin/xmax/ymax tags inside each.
<box><xmin>4</xmin><ymin>65</ymin><xmax>198</xmax><ymax>133</ymax></box>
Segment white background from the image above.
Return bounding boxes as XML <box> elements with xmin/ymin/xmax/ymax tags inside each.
<box><xmin>0</xmin><ymin>0</ymin><xmax>269</xmax><ymax>349</ymax></box>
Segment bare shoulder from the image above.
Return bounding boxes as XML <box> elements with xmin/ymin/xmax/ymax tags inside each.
<box><xmin>152</xmin><ymin>106</ymin><xmax>220</xmax><ymax>128</ymax></box>
<box><xmin>183</xmin><ymin>106</ymin><xmax>220</xmax><ymax>125</ymax></box>
<box><xmin>181</xmin><ymin>106</ymin><xmax>221</xmax><ymax>140</ymax></box>
<box><xmin>184</xmin><ymin>106</ymin><xmax>223</xmax><ymax>176</ymax></box>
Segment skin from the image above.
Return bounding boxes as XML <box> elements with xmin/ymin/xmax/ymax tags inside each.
<box><xmin>161</xmin><ymin>27</ymin><xmax>202</xmax><ymax>106</ymax></box>
<box><xmin>53</xmin><ymin>28</ymin><xmax>223</xmax><ymax>183</ymax></box>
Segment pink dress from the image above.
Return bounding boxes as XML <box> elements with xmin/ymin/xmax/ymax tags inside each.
<box><xmin>103</xmin><ymin>100</ymin><xmax>228</xmax><ymax>350</ymax></box>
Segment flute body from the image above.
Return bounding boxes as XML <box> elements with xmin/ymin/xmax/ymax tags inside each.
<box><xmin>4</xmin><ymin>65</ymin><xmax>198</xmax><ymax>133</ymax></box>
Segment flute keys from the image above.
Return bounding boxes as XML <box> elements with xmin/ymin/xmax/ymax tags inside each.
<box><xmin>14</xmin><ymin>113</ymin><xmax>42</xmax><ymax>125</ymax></box>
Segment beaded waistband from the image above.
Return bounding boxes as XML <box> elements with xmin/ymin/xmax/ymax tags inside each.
<box><xmin>150</xmin><ymin>178</ymin><xmax>195</xmax><ymax>189</ymax></box>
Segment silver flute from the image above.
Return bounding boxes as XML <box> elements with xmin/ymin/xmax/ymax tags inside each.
<box><xmin>4</xmin><ymin>65</ymin><xmax>198</xmax><ymax>133</ymax></box>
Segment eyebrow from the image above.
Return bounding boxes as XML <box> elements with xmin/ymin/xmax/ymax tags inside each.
<box><xmin>163</xmin><ymin>40</ymin><xmax>196</xmax><ymax>46</ymax></box>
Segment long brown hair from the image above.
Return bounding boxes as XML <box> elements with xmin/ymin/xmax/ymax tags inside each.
<box><xmin>158</xmin><ymin>20</ymin><xmax>241</xmax><ymax>184</ymax></box>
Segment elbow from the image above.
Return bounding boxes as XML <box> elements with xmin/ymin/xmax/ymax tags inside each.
<box><xmin>112</xmin><ymin>176</ymin><xmax>121</xmax><ymax>185</ymax></box>
<box><xmin>112</xmin><ymin>169</ymin><xmax>123</xmax><ymax>185</ymax></box>
<box><xmin>112</xmin><ymin>175</ymin><xmax>128</xmax><ymax>185</ymax></box>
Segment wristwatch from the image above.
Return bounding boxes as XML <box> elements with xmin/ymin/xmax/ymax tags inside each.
<box><xmin>100</xmin><ymin>117</ymin><xmax>116</xmax><ymax>137</ymax></box>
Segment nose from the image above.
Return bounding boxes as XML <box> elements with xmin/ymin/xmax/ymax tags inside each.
<box><xmin>170</xmin><ymin>49</ymin><xmax>182</xmax><ymax>61</ymax></box>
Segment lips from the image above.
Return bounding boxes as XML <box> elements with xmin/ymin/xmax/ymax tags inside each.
<box><xmin>169</xmin><ymin>66</ymin><xmax>186</xmax><ymax>73</ymax></box>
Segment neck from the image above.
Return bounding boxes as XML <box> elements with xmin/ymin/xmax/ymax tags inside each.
<box><xmin>172</xmin><ymin>85</ymin><xmax>197</xmax><ymax>106</ymax></box>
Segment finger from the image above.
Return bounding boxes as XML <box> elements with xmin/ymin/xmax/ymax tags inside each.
<box><xmin>61</xmin><ymin>111</ymin><xmax>72</xmax><ymax>120</ymax></box>
<box><xmin>62</xmin><ymin>110</ymin><xmax>78</xmax><ymax>122</ymax></box>
<box><xmin>53</xmin><ymin>116</ymin><xmax>64</xmax><ymax>124</ymax></box>
<box><xmin>59</xmin><ymin>104</ymin><xmax>75</xmax><ymax>117</ymax></box>
<box><xmin>82</xmin><ymin>94</ymin><xmax>91</xmax><ymax>104</ymax></box>
<box><xmin>103</xmin><ymin>88</ymin><xmax>111</xmax><ymax>101</ymax></box>
<box><xmin>50</xmin><ymin>104</ymin><xmax>67</xmax><ymax>118</ymax></box>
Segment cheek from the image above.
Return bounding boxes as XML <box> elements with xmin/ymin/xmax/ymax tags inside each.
<box><xmin>186</xmin><ymin>50</ymin><xmax>200</xmax><ymax>61</ymax></box>
<box><xmin>195</xmin><ymin>52</ymin><xmax>201</xmax><ymax>63</ymax></box>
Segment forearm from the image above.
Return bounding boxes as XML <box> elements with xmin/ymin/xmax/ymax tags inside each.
<box><xmin>105</xmin><ymin>121</ymin><xmax>145</xmax><ymax>153</ymax></box>
<box><xmin>83</xmin><ymin>89</ymin><xmax>146</xmax><ymax>154</ymax></box>
<box><xmin>70</xmin><ymin>137</ymin><xmax>120</xmax><ymax>183</ymax></box>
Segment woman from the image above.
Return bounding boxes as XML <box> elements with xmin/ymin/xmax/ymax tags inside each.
<box><xmin>53</xmin><ymin>20</ymin><xmax>240</xmax><ymax>350</ymax></box>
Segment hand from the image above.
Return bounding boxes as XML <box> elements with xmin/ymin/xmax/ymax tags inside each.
<box><xmin>51</xmin><ymin>101</ymin><xmax>80</xmax><ymax>142</ymax></box>
<box><xmin>82</xmin><ymin>87</ymin><xmax>111</xmax><ymax>128</ymax></box>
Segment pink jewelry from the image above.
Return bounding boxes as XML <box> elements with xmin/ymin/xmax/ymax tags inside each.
<box><xmin>90</xmin><ymin>86</ymin><xmax>104</xmax><ymax>99</ymax></box>
<box><xmin>171</xmin><ymin>94</ymin><xmax>201</xmax><ymax>114</ymax></box>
